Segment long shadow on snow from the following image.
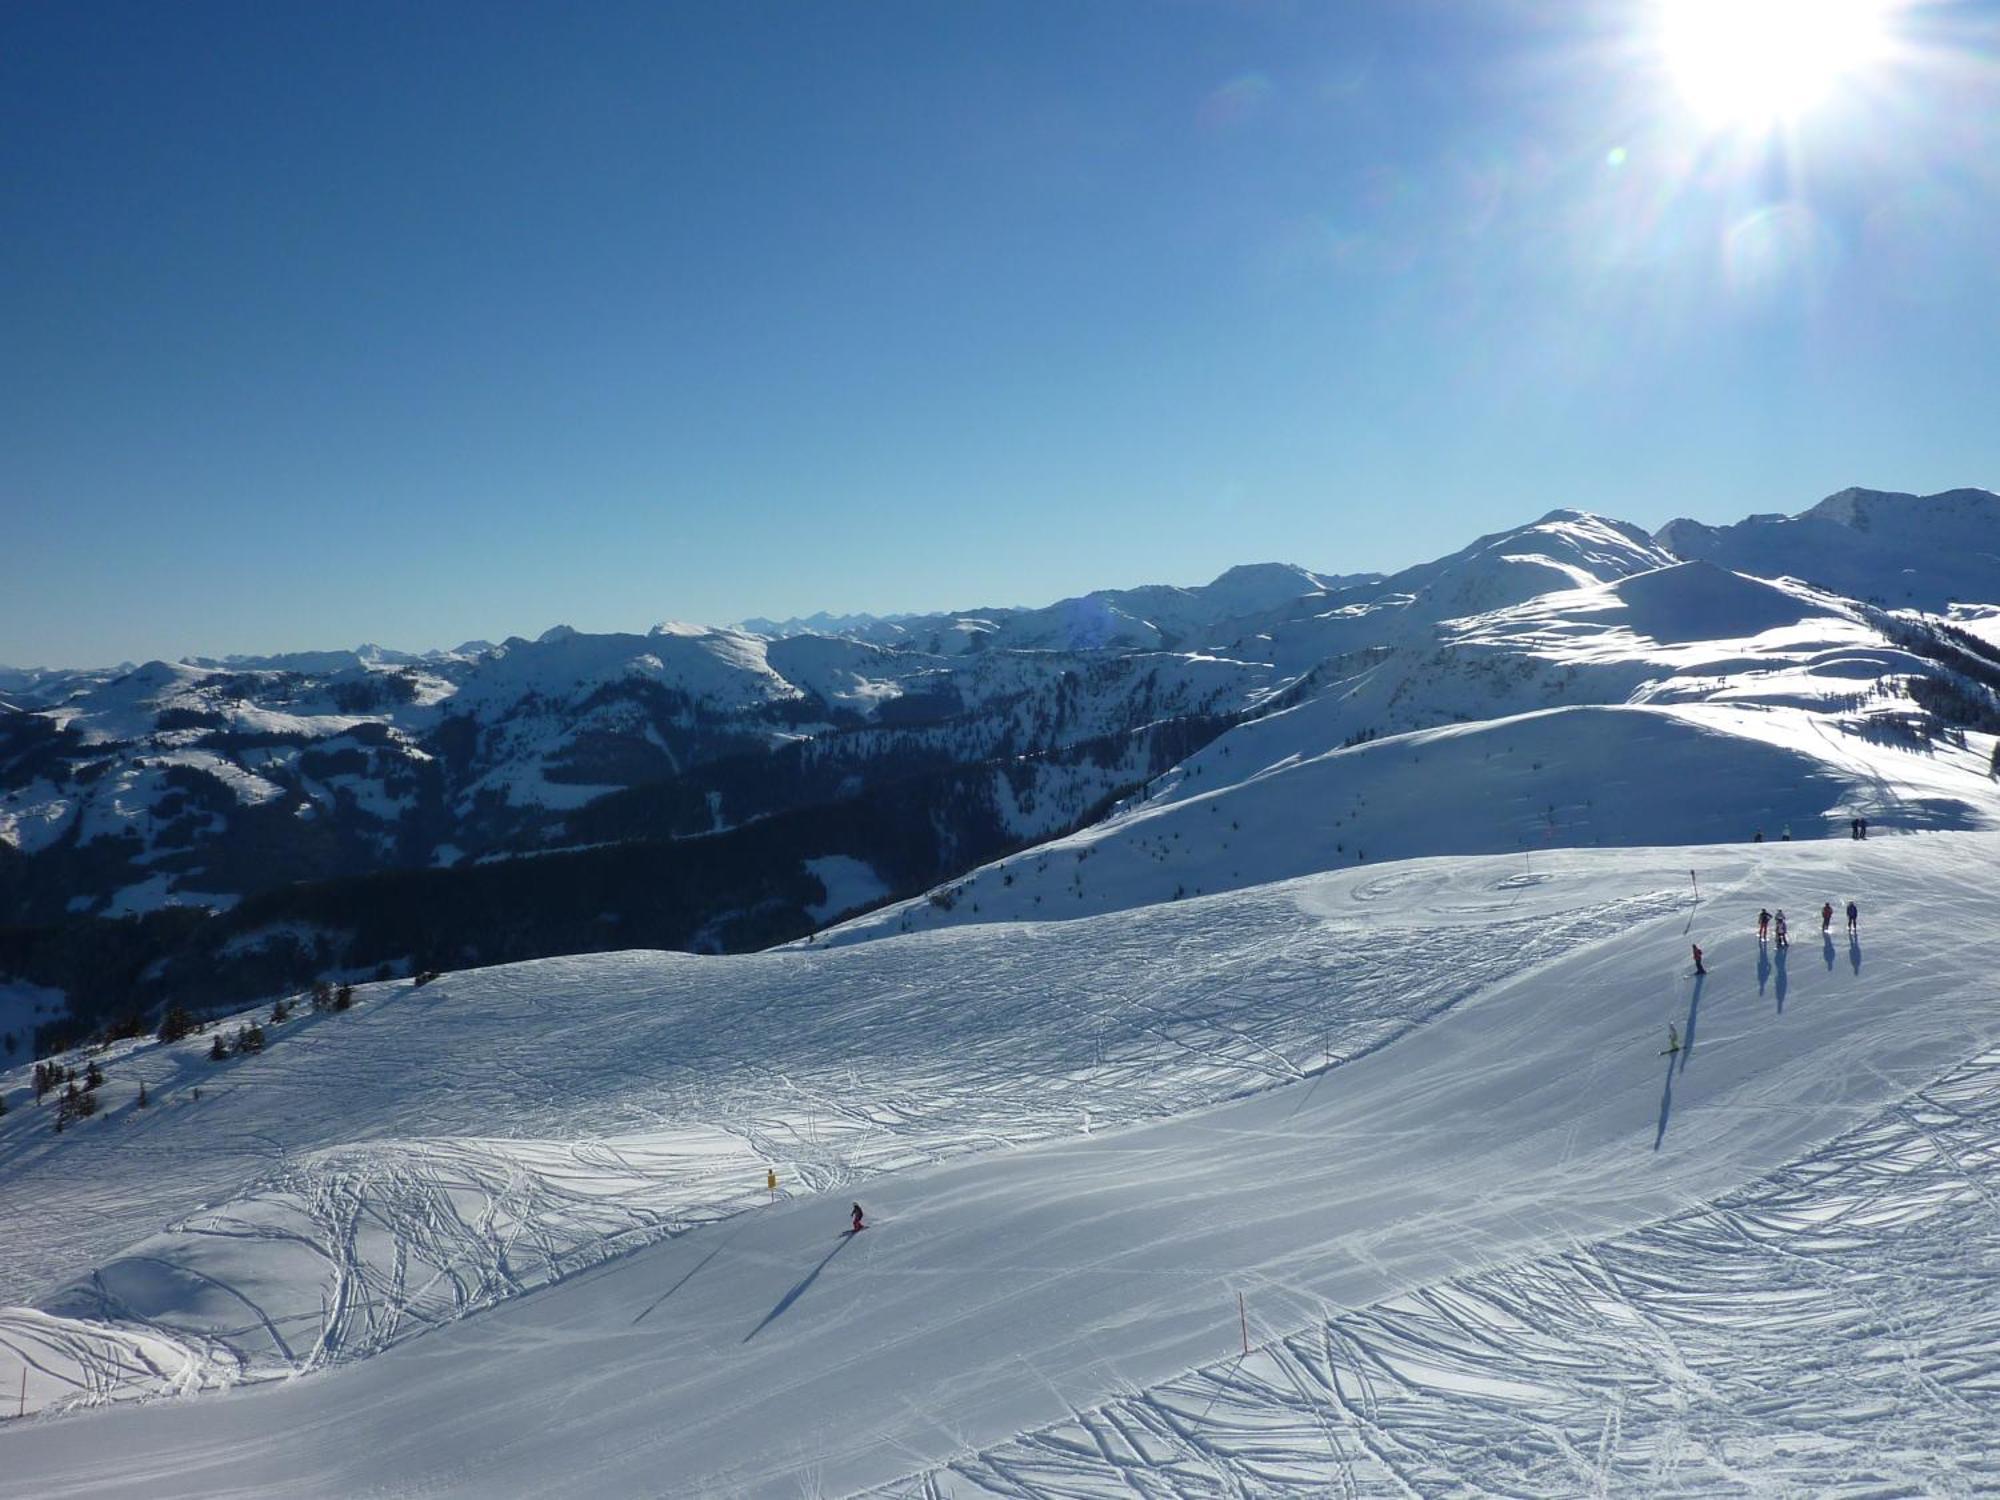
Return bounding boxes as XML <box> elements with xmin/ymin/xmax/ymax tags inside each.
<box><xmin>1654</xmin><ymin>1051</ymin><xmax>1675</xmax><ymax>1152</ymax></box>
<box><xmin>1656</xmin><ymin>972</ymin><xmax>1704</xmax><ymax>1150</ymax></box>
<box><xmin>1680</xmin><ymin>973</ymin><xmax>1704</xmax><ymax>1075</ymax></box>
<box><xmin>1775</xmin><ymin>947</ymin><xmax>1788</xmax><ymax>1013</ymax></box>
<box><xmin>634</xmin><ymin>1238</ymin><xmax>733</xmax><ymax>1326</ymax></box>
<box><xmin>742</xmin><ymin>1233</ymin><xmax>855</xmax><ymax>1343</ymax></box>
<box><xmin>1850</xmin><ymin>935</ymin><xmax>1863</xmax><ymax>975</ymax></box>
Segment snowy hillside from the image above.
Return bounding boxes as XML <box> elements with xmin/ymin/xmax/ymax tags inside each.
<box><xmin>827</xmin><ymin>702</ymin><xmax>2000</xmax><ymax>943</ymax></box>
<box><xmin>1656</xmin><ymin>485</ymin><xmax>2000</xmax><ymax>611</ymax></box>
<box><xmin>4</xmin><ymin>833</ymin><xmax>1999</xmax><ymax>1495</ymax></box>
<box><xmin>7</xmin><ymin>488</ymin><xmax>2000</xmax><ymax>1060</ymax></box>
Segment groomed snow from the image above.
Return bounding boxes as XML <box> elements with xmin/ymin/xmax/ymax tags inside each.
<box><xmin>4</xmin><ymin>834</ymin><xmax>2000</xmax><ymax>1495</ymax></box>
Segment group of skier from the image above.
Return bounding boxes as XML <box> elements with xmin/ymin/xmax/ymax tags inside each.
<box><xmin>1676</xmin><ymin>896</ymin><xmax>1865</xmax><ymax>1053</ymax></box>
<box><xmin>1753</xmin><ymin>900</ymin><xmax>1858</xmax><ymax>949</ymax></box>
<box><xmin>1696</xmin><ymin>904</ymin><xmax>1864</xmax><ymax>988</ymax></box>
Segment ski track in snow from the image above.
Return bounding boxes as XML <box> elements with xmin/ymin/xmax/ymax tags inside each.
<box><xmin>0</xmin><ymin>866</ymin><xmax>1683</xmax><ymax>1413</ymax></box>
<box><xmin>6</xmin><ymin>837</ymin><xmax>2000</xmax><ymax>1498</ymax></box>
<box><xmin>875</xmin><ymin>1045</ymin><xmax>2000</xmax><ymax>1499</ymax></box>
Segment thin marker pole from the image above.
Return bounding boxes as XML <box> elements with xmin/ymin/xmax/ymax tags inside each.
<box><xmin>1238</xmin><ymin>1292</ymin><xmax>1249</xmax><ymax>1356</ymax></box>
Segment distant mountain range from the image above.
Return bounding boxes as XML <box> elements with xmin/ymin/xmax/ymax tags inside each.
<box><xmin>3</xmin><ymin>486</ymin><xmax>1997</xmax><ymax>1050</ymax></box>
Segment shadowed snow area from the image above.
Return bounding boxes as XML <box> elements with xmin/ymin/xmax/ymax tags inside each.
<box><xmin>4</xmin><ymin>835</ymin><xmax>2000</xmax><ymax>1495</ymax></box>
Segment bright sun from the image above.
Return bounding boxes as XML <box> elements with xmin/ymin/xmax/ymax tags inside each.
<box><xmin>1660</xmin><ymin>0</ymin><xmax>1894</xmax><ymax>128</ymax></box>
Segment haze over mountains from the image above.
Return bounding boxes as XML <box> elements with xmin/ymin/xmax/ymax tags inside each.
<box><xmin>3</xmin><ymin>486</ymin><xmax>1998</xmax><ymax>1049</ymax></box>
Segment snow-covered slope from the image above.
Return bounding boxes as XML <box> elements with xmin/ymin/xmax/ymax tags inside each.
<box><xmin>1249</xmin><ymin>510</ymin><xmax>1677</xmax><ymax>670</ymax></box>
<box><xmin>1656</xmin><ymin>485</ymin><xmax>2000</xmax><ymax>611</ymax></box>
<box><xmin>3</xmin><ymin>833</ymin><xmax>1999</xmax><ymax>1495</ymax></box>
<box><xmin>8</xmin><ymin>492</ymin><xmax>1999</xmax><ymax>1052</ymax></box>
<box><xmin>826</xmin><ymin>701</ymin><xmax>2000</xmax><ymax>943</ymax></box>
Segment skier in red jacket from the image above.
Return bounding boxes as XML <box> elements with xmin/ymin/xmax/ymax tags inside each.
<box><xmin>850</xmin><ymin>1202</ymin><xmax>865</xmax><ymax>1233</ymax></box>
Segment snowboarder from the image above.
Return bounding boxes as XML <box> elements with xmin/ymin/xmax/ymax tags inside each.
<box><xmin>1859</xmin><ymin>818</ymin><xmax>1869</xmax><ymax>839</ymax></box>
<box><xmin>1821</xmin><ymin>902</ymin><xmax>1834</xmax><ymax>933</ymax></box>
<box><xmin>850</xmin><ymin>1202</ymin><xmax>866</xmax><ymax>1234</ymax></box>
<box><xmin>1757</xmin><ymin>909</ymin><xmax>1771</xmax><ymax>942</ymax></box>
<box><xmin>1846</xmin><ymin>900</ymin><xmax>1858</xmax><ymax>933</ymax></box>
<box><xmin>1662</xmin><ymin>1022</ymin><xmax>1680</xmax><ymax>1056</ymax></box>
<box><xmin>1691</xmin><ymin>943</ymin><xmax>1706</xmax><ymax>976</ymax></box>
<box><xmin>1851</xmin><ymin>817</ymin><xmax>1861</xmax><ymax>840</ymax></box>
<box><xmin>1775</xmin><ymin>910</ymin><xmax>1789</xmax><ymax>948</ymax></box>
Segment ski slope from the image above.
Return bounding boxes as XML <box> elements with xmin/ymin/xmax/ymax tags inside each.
<box><xmin>5</xmin><ymin>833</ymin><xmax>2000</xmax><ymax>1495</ymax></box>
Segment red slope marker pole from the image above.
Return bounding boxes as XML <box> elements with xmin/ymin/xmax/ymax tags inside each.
<box><xmin>1690</xmin><ymin>869</ymin><xmax>1699</xmax><ymax>902</ymax></box>
<box><xmin>1238</xmin><ymin>1292</ymin><xmax>1249</xmax><ymax>1356</ymax></box>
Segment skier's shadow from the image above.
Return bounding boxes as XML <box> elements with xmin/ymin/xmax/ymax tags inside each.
<box><xmin>1679</xmin><ymin>973</ymin><xmax>1703</xmax><ymax>1075</ymax></box>
<box><xmin>633</xmin><ymin>1237</ymin><xmax>731</xmax><ymax>1326</ymax></box>
<box><xmin>1654</xmin><ymin>1052</ymin><xmax>1675</xmax><ymax>1152</ymax></box>
<box><xmin>742</xmin><ymin>1233</ymin><xmax>854</xmax><ymax>1343</ymax></box>
<box><xmin>1656</xmin><ymin>973</ymin><xmax>1704</xmax><ymax>1150</ymax></box>
<box><xmin>1757</xmin><ymin>945</ymin><xmax>1770</xmax><ymax>996</ymax></box>
<box><xmin>1849</xmin><ymin>935</ymin><xmax>1862</xmax><ymax>975</ymax></box>
<box><xmin>1823</xmin><ymin>933</ymin><xmax>1836</xmax><ymax>971</ymax></box>
<box><xmin>1774</xmin><ymin>947</ymin><xmax>1788</xmax><ymax>1013</ymax></box>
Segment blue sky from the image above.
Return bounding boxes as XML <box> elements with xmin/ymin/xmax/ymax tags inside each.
<box><xmin>4</xmin><ymin>1</ymin><xmax>1996</xmax><ymax>665</ymax></box>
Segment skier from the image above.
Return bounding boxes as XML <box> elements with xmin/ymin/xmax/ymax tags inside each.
<box><xmin>1757</xmin><ymin>909</ymin><xmax>1771</xmax><ymax>943</ymax></box>
<box><xmin>1821</xmin><ymin>901</ymin><xmax>1834</xmax><ymax>933</ymax></box>
<box><xmin>1846</xmin><ymin>900</ymin><xmax>1858</xmax><ymax>934</ymax></box>
<box><xmin>1691</xmin><ymin>943</ymin><xmax>1706</xmax><ymax>976</ymax></box>
<box><xmin>850</xmin><ymin>1202</ymin><xmax>866</xmax><ymax>1234</ymax></box>
<box><xmin>1775</xmin><ymin>910</ymin><xmax>1789</xmax><ymax>948</ymax></box>
<box><xmin>1662</xmin><ymin>1022</ymin><xmax>1680</xmax><ymax>1056</ymax></box>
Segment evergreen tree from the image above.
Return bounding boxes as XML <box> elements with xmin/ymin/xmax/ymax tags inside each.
<box><xmin>311</xmin><ymin>980</ymin><xmax>334</xmax><ymax>1013</ymax></box>
<box><xmin>157</xmin><ymin>1006</ymin><xmax>197</xmax><ymax>1045</ymax></box>
<box><xmin>209</xmin><ymin>1034</ymin><xmax>230</xmax><ymax>1062</ymax></box>
<box><xmin>137</xmin><ymin>1080</ymin><xmax>150</xmax><ymax>1108</ymax></box>
<box><xmin>334</xmin><ymin>983</ymin><xmax>355</xmax><ymax>1010</ymax></box>
<box><xmin>84</xmin><ymin>1060</ymin><xmax>104</xmax><ymax>1092</ymax></box>
<box><xmin>55</xmin><ymin>1081</ymin><xmax>96</xmax><ymax>1129</ymax></box>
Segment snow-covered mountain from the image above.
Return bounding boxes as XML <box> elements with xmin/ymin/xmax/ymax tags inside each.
<box><xmin>5</xmin><ymin>484</ymin><xmax>2000</xmax><ymax>1493</ymax></box>
<box><xmin>1655</xmin><ymin>485</ymin><xmax>2000</xmax><ymax>611</ymax></box>
<box><xmin>788</xmin><ymin>560</ymin><xmax>1377</xmax><ymax>656</ymax></box>
<box><xmin>4</xmin><ymin>489</ymin><xmax>2000</xmax><ymax>1055</ymax></box>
